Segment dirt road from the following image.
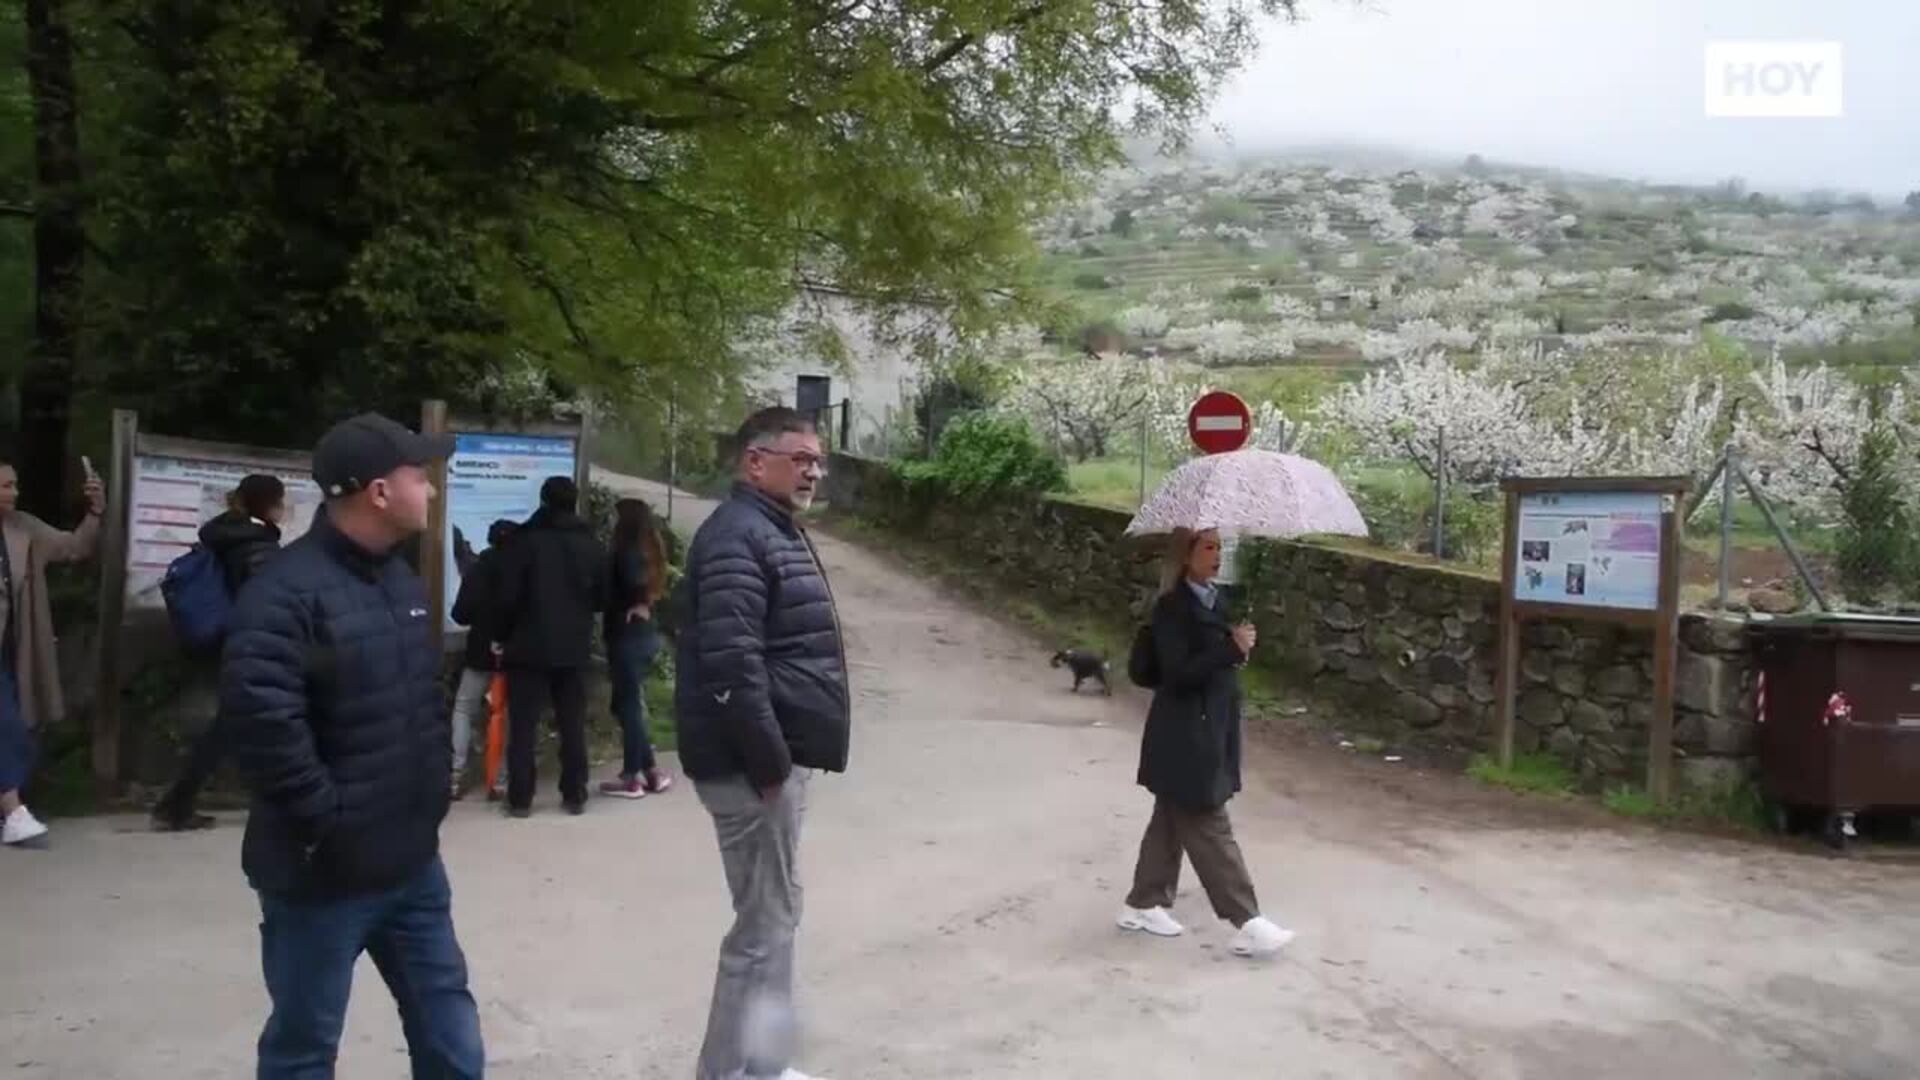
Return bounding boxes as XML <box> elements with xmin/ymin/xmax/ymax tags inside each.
<box><xmin>5</xmin><ymin>474</ymin><xmax>1918</xmax><ymax>1079</ymax></box>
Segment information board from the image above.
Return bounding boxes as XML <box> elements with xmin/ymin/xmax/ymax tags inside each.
<box><xmin>440</xmin><ymin>432</ymin><xmax>579</xmax><ymax>628</ymax></box>
<box><xmin>126</xmin><ymin>451</ymin><xmax>320</xmax><ymax>610</ymax></box>
<box><xmin>1510</xmin><ymin>490</ymin><xmax>1664</xmax><ymax>612</ymax></box>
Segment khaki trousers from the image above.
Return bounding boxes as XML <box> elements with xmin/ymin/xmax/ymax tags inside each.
<box><xmin>1125</xmin><ymin>796</ymin><xmax>1260</xmax><ymax>927</ymax></box>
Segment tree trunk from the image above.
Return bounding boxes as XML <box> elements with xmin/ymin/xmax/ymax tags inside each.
<box><xmin>21</xmin><ymin>0</ymin><xmax>84</xmax><ymax>518</ymax></box>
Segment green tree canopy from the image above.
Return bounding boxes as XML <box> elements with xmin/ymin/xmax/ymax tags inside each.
<box><xmin>78</xmin><ymin>0</ymin><xmax>1292</xmax><ymax>446</ymax></box>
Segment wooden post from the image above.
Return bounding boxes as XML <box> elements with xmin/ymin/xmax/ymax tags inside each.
<box><xmin>573</xmin><ymin>407</ymin><xmax>595</xmax><ymax>493</ymax></box>
<box><xmin>420</xmin><ymin>400</ymin><xmax>450</xmax><ymax>657</ymax></box>
<box><xmin>89</xmin><ymin>408</ymin><xmax>138</xmax><ymax>795</ymax></box>
<box><xmin>1648</xmin><ymin>493</ymin><xmax>1682</xmax><ymax>801</ymax></box>
<box><xmin>1493</xmin><ymin>487</ymin><xmax>1521</xmax><ymax>769</ymax></box>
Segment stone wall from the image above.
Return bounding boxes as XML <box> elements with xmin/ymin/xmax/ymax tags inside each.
<box><xmin>824</xmin><ymin>452</ymin><xmax>1755</xmax><ymax>791</ymax></box>
<box><xmin>823</xmin><ymin>451</ymin><xmax>1161</xmax><ymax>625</ymax></box>
<box><xmin>1242</xmin><ymin>542</ymin><xmax>1754</xmax><ymax>790</ymax></box>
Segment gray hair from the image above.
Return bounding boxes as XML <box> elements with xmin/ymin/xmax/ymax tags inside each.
<box><xmin>734</xmin><ymin>406</ymin><xmax>816</xmax><ymax>459</ymax></box>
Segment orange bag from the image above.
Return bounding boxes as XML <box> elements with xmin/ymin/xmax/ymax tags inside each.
<box><xmin>484</xmin><ymin>672</ymin><xmax>508</xmax><ymax>796</ymax></box>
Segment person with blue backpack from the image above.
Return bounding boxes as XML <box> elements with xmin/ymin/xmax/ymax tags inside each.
<box><xmin>151</xmin><ymin>473</ymin><xmax>288</xmax><ymax>831</ymax></box>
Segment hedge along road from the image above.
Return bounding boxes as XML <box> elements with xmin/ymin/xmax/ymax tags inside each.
<box><xmin>4</xmin><ymin>470</ymin><xmax>1918</xmax><ymax>1079</ymax></box>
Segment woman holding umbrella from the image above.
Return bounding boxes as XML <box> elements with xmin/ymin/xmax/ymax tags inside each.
<box><xmin>1116</xmin><ymin>526</ymin><xmax>1295</xmax><ymax>957</ymax></box>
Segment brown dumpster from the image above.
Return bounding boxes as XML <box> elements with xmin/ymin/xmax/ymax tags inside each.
<box><xmin>1749</xmin><ymin>614</ymin><xmax>1920</xmax><ymax>849</ymax></box>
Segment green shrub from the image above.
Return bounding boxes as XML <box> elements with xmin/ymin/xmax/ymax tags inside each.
<box><xmin>1835</xmin><ymin>420</ymin><xmax>1916</xmax><ymax>605</ymax></box>
<box><xmin>902</xmin><ymin>413</ymin><xmax>1066</xmax><ymax>504</ymax></box>
<box><xmin>1439</xmin><ymin>493</ymin><xmax>1504</xmax><ymax>565</ymax></box>
<box><xmin>1347</xmin><ymin>470</ymin><xmax>1429</xmax><ymax>551</ymax></box>
<box><xmin>1704</xmin><ymin>300</ymin><xmax>1757</xmax><ymax>323</ymax></box>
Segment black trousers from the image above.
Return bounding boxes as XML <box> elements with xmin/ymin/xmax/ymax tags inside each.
<box><xmin>506</xmin><ymin>666</ymin><xmax>588</xmax><ymax>810</ymax></box>
<box><xmin>155</xmin><ymin>710</ymin><xmax>230</xmax><ymax>822</ymax></box>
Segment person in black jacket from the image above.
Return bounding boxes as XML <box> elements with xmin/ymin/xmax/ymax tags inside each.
<box><xmin>447</xmin><ymin>518</ymin><xmax>517</xmax><ymax>800</ymax></box>
<box><xmin>494</xmin><ymin>475</ymin><xmax>608</xmax><ymax>816</ymax></box>
<box><xmin>1116</xmin><ymin>526</ymin><xmax>1296</xmax><ymax>959</ymax></box>
<box><xmin>678</xmin><ymin>407</ymin><xmax>849</xmax><ymax>1080</ymax></box>
<box><xmin>597</xmin><ymin>497</ymin><xmax>673</xmax><ymax>799</ymax></box>
<box><xmin>150</xmin><ymin>473</ymin><xmax>286</xmax><ymax>831</ymax></box>
<box><xmin>220</xmin><ymin>413</ymin><xmax>482</xmax><ymax>1078</ymax></box>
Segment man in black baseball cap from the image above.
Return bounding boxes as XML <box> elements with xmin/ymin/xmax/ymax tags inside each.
<box><xmin>221</xmin><ymin>412</ymin><xmax>482</xmax><ymax>1077</ymax></box>
<box><xmin>312</xmin><ymin>411</ymin><xmax>456</xmax><ymax>500</ymax></box>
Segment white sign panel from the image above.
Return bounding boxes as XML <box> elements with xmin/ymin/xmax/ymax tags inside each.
<box><xmin>1512</xmin><ymin>491</ymin><xmax>1663</xmax><ymax>611</ymax></box>
<box><xmin>441</xmin><ymin>432</ymin><xmax>579</xmax><ymax>630</ymax></box>
<box><xmin>126</xmin><ymin>452</ymin><xmax>321</xmax><ymax>610</ymax></box>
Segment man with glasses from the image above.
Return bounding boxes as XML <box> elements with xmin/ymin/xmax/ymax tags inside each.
<box><xmin>676</xmin><ymin>406</ymin><xmax>851</xmax><ymax>1080</ymax></box>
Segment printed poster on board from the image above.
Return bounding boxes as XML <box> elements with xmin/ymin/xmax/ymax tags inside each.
<box><xmin>1511</xmin><ymin>491</ymin><xmax>1663</xmax><ymax>611</ymax></box>
<box><xmin>126</xmin><ymin>453</ymin><xmax>321</xmax><ymax>610</ymax></box>
<box><xmin>441</xmin><ymin>432</ymin><xmax>579</xmax><ymax>630</ymax></box>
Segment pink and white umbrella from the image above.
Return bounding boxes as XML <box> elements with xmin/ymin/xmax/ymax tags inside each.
<box><xmin>1125</xmin><ymin>449</ymin><xmax>1368</xmax><ymax>539</ymax></box>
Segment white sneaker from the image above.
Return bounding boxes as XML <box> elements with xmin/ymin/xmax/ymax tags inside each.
<box><xmin>1117</xmin><ymin>905</ymin><xmax>1186</xmax><ymax>937</ymax></box>
<box><xmin>2</xmin><ymin>805</ymin><xmax>49</xmax><ymax>847</ymax></box>
<box><xmin>1230</xmin><ymin>916</ymin><xmax>1295</xmax><ymax>957</ymax></box>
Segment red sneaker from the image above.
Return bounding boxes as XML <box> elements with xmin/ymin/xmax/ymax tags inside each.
<box><xmin>643</xmin><ymin>769</ymin><xmax>675</xmax><ymax>795</ymax></box>
<box><xmin>598</xmin><ymin>776</ymin><xmax>646</xmax><ymax>799</ymax></box>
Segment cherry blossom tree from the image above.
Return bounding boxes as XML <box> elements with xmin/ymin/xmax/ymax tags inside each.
<box><xmin>1007</xmin><ymin>352</ymin><xmax>1151</xmax><ymax>462</ymax></box>
<box><xmin>1329</xmin><ymin>352</ymin><xmax>1537</xmax><ymax>483</ymax></box>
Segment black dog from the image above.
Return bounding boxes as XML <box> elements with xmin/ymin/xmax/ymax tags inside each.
<box><xmin>1051</xmin><ymin>649</ymin><xmax>1111</xmax><ymax>695</ymax></box>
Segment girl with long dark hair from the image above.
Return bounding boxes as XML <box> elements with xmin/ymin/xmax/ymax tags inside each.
<box><xmin>599</xmin><ymin>498</ymin><xmax>673</xmax><ymax>798</ymax></box>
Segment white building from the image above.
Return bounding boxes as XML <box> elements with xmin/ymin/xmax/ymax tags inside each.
<box><xmin>743</xmin><ymin>284</ymin><xmax>943</xmax><ymax>455</ymax></box>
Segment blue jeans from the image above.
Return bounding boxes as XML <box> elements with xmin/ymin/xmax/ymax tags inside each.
<box><xmin>256</xmin><ymin>856</ymin><xmax>484</xmax><ymax>1079</ymax></box>
<box><xmin>608</xmin><ymin>625</ymin><xmax>661</xmax><ymax>778</ymax></box>
<box><xmin>0</xmin><ymin>664</ymin><xmax>33</xmax><ymax>792</ymax></box>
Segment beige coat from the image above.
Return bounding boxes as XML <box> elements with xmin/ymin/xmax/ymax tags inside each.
<box><xmin>2</xmin><ymin>509</ymin><xmax>100</xmax><ymax>729</ymax></box>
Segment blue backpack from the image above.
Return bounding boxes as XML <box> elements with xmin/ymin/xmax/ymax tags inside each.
<box><xmin>161</xmin><ymin>546</ymin><xmax>232</xmax><ymax>652</ymax></box>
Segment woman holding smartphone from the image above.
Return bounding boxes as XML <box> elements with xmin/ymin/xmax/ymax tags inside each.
<box><xmin>1116</xmin><ymin>526</ymin><xmax>1295</xmax><ymax>958</ymax></box>
<box><xmin>0</xmin><ymin>456</ymin><xmax>105</xmax><ymax>847</ymax></box>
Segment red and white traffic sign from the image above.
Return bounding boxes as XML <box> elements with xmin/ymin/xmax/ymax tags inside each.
<box><xmin>1187</xmin><ymin>390</ymin><xmax>1252</xmax><ymax>455</ymax></box>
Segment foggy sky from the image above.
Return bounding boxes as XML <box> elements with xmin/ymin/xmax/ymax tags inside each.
<box><xmin>1207</xmin><ymin>0</ymin><xmax>1920</xmax><ymax>197</ymax></box>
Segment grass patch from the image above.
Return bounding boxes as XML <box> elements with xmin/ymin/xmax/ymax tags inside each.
<box><xmin>1603</xmin><ymin>780</ymin><xmax>1766</xmax><ymax>831</ymax></box>
<box><xmin>26</xmin><ymin>731</ymin><xmax>100</xmax><ymax>817</ymax></box>
<box><xmin>1467</xmin><ymin>752</ymin><xmax>1578</xmax><ymax>796</ymax></box>
<box><xmin>1602</xmin><ymin>786</ymin><xmax>1662</xmax><ymax>817</ymax></box>
<box><xmin>1066</xmin><ymin>457</ymin><xmax>1167</xmax><ymax>512</ymax></box>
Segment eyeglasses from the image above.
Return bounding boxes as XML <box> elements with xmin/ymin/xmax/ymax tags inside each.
<box><xmin>752</xmin><ymin>448</ymin><xmax>829</xmax><ymax>476</ymax></box>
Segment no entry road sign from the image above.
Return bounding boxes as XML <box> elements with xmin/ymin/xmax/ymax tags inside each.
<box><xmin>1187</xmin><ymin>390</ymin><xmax>1252</xmax><ymax>455</ymax></box>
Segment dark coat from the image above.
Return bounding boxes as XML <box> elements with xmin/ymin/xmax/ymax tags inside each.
<box><xmin>495</xmin><ymin>507</ymin><xmax>608</xmax><ymax>671</ymax></box>
<box><xmin>1137</xmin><ymin>584</ymin><xmax>1246</xmax><ymax>810</ymax></box>
<box><xmin>603</xmin><ymin>543</ymin><xmax>654</xmax><ymax>645</ymax></box>
<box><xmin>674</xmin><ymin>483</ymin><xmax>850</xmax><ymax>788</ymax></box>
<box><xmin>450</xmin><ymin>543</ymin><xmax>512</xmax><ymax>672</ymax></box>
<box><xmin>198</xmin><ymin>510</ymin><xmax>281</xmax><ymax>595</ymax></box>
<box><xmin>220</xmin><ymin>512</ymin><xmax>451</xmax><ymax>898</ymax></box>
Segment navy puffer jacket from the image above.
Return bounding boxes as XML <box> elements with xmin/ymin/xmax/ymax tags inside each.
<box><xmin>220</xmin><ymin>510</ymin><xmax>451</xmax><ymax>897</ymax></box>
<box><xmin>674</xmin><ymin>483</ymin><xmax>850</xmax><ymax>787</ymax></box>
